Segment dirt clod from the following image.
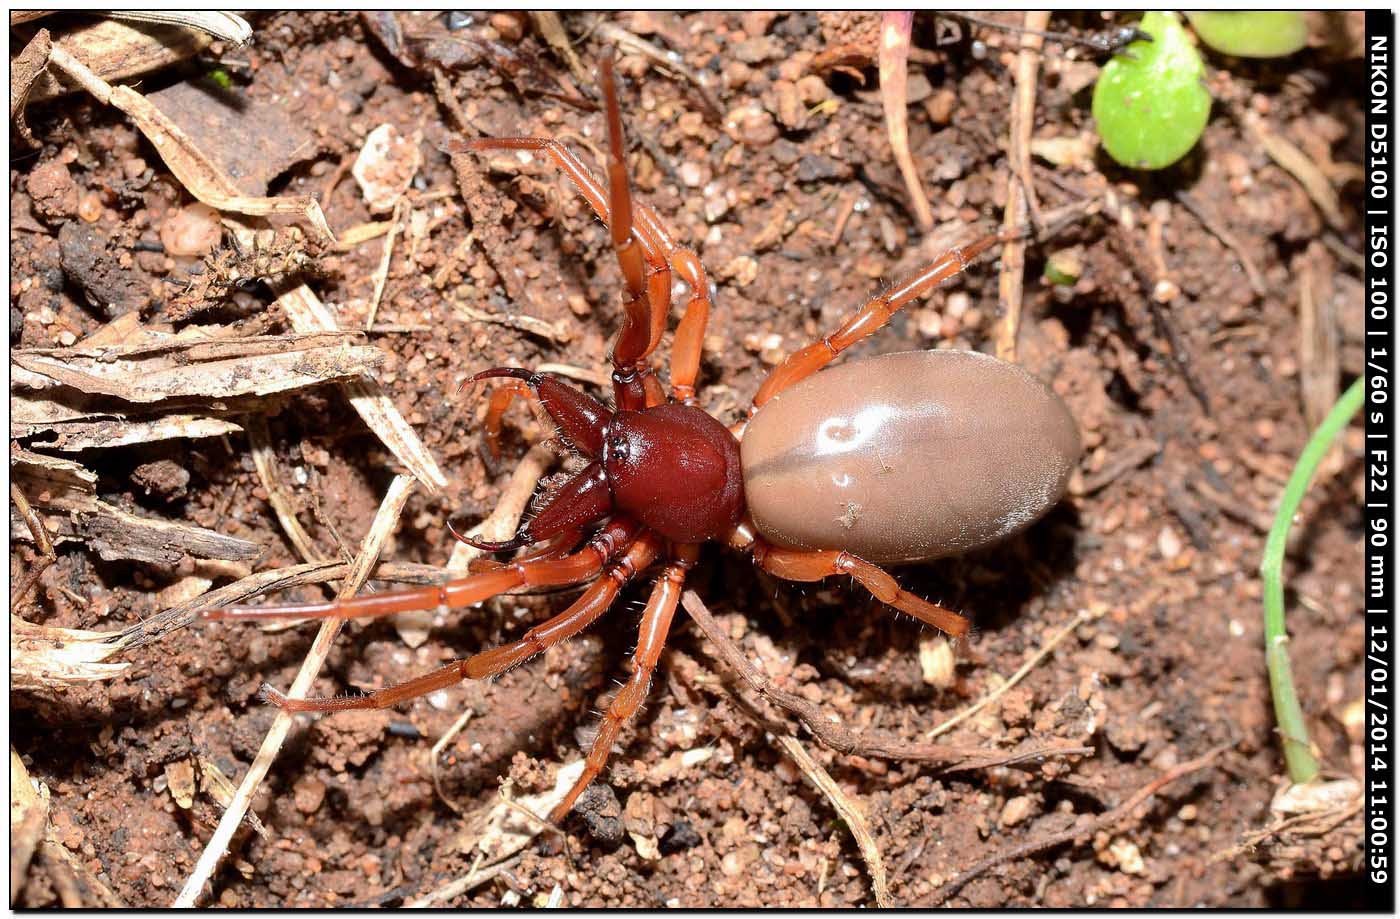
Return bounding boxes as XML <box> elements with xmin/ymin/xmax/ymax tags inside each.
<box><xmin>131</xmin><ymin>459</ymin><xmax>191</xmax><ymax>500</ymax></box>
<box><xmin>26</xmin><ymin>160</ymin><xmax>79</xmax><ymax>222</ymax></box>
<box><xmin>573</xmin><ymin>783</ymin><xmax>625</xmax><ymax>846</ymax></box>
<box><xmin>57</xmin><ymin>220</ymin><xmax>147</xmax><ymax>317</ymax></box>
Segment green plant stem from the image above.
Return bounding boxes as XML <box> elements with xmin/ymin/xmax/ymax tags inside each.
<box><xmin>1260</xmin><ymin>377</ymin><xmax>1364</xmax><ymax>785</ymax></box>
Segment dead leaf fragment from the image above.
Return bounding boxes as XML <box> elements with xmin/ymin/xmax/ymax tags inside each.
<box><xmin>26</xmin><ymin>18</ymin><xmax>212</xmax><ymax>103</ymax></box>
<box><xmin>165</xmin><ymin>761</ymin><xmax>197</xmax><ymax>809</ymax></box>
<box><xmin>11</xmin><ymin>615</ymin><xmax>131</xmax><ymax>694</ymax></box>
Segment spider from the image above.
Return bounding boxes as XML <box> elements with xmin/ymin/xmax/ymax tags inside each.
<box><xmin>204</xmin><ymin>54</ymin><xmax>1080</xmax><ymax>824</ymax></box>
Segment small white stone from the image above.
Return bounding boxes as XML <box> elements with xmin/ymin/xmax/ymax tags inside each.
<box><xmin>918</xmin><ymin>635</ymin><xmax>956</xmax><ymax>688</ymax></box>
<box><xmin>352</xmin><ymin>124</ymin><xmax>422</xmax><ymax>214</ymax></box>
<box><xmin>1157</xmin><ymin>525</ymin><xmax>1182</xmax><ymax>560</ymax></box>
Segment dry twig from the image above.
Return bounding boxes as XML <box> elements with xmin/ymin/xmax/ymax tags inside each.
<box><xmin>12</xmin><ymin>448</ymin><xmax>262</xmax><ymax>566</ymax></box>
<box><xmin>123</xmin><ymin>558</ymin><xmax>450</xmax><ymax>651</ymax></box>
<box><xmin>535</xmin><ymin>363</ymin><xmax>610</xmax><ymax>389</ymax></box>
<box><xmin>530</xmin><ymin>12</ymin><xmax>590</xmax><ymax>88</ymax></box>
<box><xmin>43</xmin><ymin>41</ymin><xmax>446</xmax><ymax>494</ymax></box>
<box><xmin>928</xmin><ymin>607</ymin><xmax>1095</xmax><ymax>740</ymax></box>
<box><xmin>995</xmin><ymin>11</ymin><xmax>1050</xmax><ymax>363</ymax></box>
<box><xmin>11</xmin><ymin>747</ymin><xmax>50</xmax><ymax>902</ymax></box>
<box><xmin>365</xmin><ymin>198</ymin><xmax>408</xmax><ymax>330</ymax></box>
<box><xmin>173</xmin><ymin>475</ymin><xmax>417</xmax><ymax>906</ymax></box>
<box><xmin>271</xmin><ymin>282</ymin><xmax>449</xmax><ymax>494</ymax></box>
<box><xmin>1241</xmin><ymin>109</ymin><xmax>1347</xmax><ymax>231</ymax></box>
<box><xmin>9</xmin><ymin>483</ymin><xmax>56</xmax><ymax>609</ymax></box>
<box><xmin>22</xmin><ymin>414</ymin><xmax>243</xmax><ymax>453</ymax></box>
<box><xmin>930</xmin><ymin>743</ymin><xmax>1230</xmax><ymax>905</ymax></box>
<box><xmin>429</xmin><ymin>709</ymin><xmax>475</xmax><ymax>813</ymax></box>
<box><xmin>775</xmin><ymin>734</ymin><xmax>891</xmax><ymax>908</ymax></box>
<box><xmin>589</xmin><ymin>19</ymin><xmax>723</xmax><ymax>122</ymax></box>
<box><xmin>100</xmin><ymin>10</ymin><xmax>250</xmax><ymax>44</ymax></box>
<box><xmin>245</xmin><ymin>414</ymin><xmax>325</xmax><ymax>568</ymax></box>
<box><xmin>404</xmin><ymin>855</ymin><xmax>524</xmax><ymax>908</ymax></box>
<box><xmin>879</xmin><ymin>12</ymin><xmax>934</xmax><ymax>234</ymax></box>
<box><xmin>12</xmin><ymin>339</ymin><xmax>382</xmax><ymax>404</ymax></box>
<box><xmin>1174</xmin><ymin>191</ymin><xmax>1267</xmax><ymax>297</ymax></box>
<box><xmin>682</xmin><ymin>592</ymin><xmax>1092</xmax><ymax>771</ymax></box>
<box><xmin>48</xmin><ymin>46</ymin><xmax>332</xmax><ymax>244</ymax></box>
<box><xmin>446</xmin><ymin>441</ymin><xmax>553</xmax><ymax>574</ymax></box>
<box><xmin>24</xmin><ymin>17</ymin><xmax>212</xmax><ymax>104</ymax></box>
<box><xmin>9</xmin><ymin>27</ymin><xmax>51</xmax><ymax>145</ymax></box>
<box><xmin>1296</xmin><ymin>242</ymin><xmax>1341</xmax><ymax>432</ymax></box>
<box><xmin>1107</xmin><ymin>217</ymin><xmax>1212</xmax><ymax>412</ymax></box>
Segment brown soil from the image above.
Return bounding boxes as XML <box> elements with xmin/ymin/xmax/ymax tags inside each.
<box><xmin>11</xmin><ymin>11</ymin><xmax>1367</xmax><ymax>908</ymax></box>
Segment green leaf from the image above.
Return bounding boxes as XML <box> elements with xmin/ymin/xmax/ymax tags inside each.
<box><xmin>1092</xmin><ymin>12</ymin><xmax>1212</xmax><ymax>171</ymax></box>
<box><xmin>1187</xmin><ymin>11</ymin><xmax>1309</xmax><ymax>59</ymax></box>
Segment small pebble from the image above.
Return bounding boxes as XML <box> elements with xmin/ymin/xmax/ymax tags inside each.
<box><xmin>1109</xmin><ymin>839</ymin><xmax>1146</xmax><ymax>876</ymax></box>
<box><xmin>292</xmin><ymin>776</ymin><xmax>326</xmax><ymax>814</ymax></box>
<box><xmin>678</xmin><ymin>162</ymin><xmax>705</xmax><ymax>188</ymax></box>
<box><xmin>918</xmin><ymin>635</ymin><xmax>956</xmax><ymax>688</ymax></box>
<box><xmin>573</xmin><ymin>783</ymin><xmax>624</xmax><ymax>846</ymax></box>
<box><xmin>759</xmin><ymin>333</ymin><xmax>785</xmax><ymax>365</ymax></box>
<box><xmin>660</xmin><ymin>819</ymin><xmax>702</xmax><ymax>854</ymax></box>
<box><xmin>160</xmin><ymin>203</ymin><xmax>223</xmax><ymax>257</ymax></box>
<box><xmin>78</xmin><ymin>193</ymin><xmax>104</xmax><ymax>223</ymax></box>
<box><xmin>702</xmin><ymin>183</ymin><xmax>730</xmax><ymax>222</ymax></box>
<box><xmin>773</xmin><ymin>80</ymin><xmax>805</xmax><ymax>130</ymax></box>
<box><xmin>915</xmin><ymin>308</ymin><xmax>942</xmax><ymax>339</ymax></box>
<box><xmin>1105</xmin><ymin>714</ymin><xmax>1150</xmax><ymax>755</ymax></box>
<box><xmin>1156</xmin><ymin>526</ymin><xmax>1182</xmax><ymax>560</ymax></box>
<box><xmin>1000</xmin><ymin>795</ymin><xmax>1036</xmax><ymax>828</ymax></box>
<box><xmin>488</xmin><ymin>12</ymin><xmax>523</xmax><ymax>41</ymax></box>
<box><xmin>726</xmin><ymin>104</ymin><xmax>778</xmax><ymax>147</ymax></box>
<box><xmin>795</xmin><ymin>74</ymin><xmax>830</xmax><ymax>106</ymax></box>
<box><xmin>924</xmin><ymin>88</ymin><xmax>957</xmax><ymax>125</ymax></box>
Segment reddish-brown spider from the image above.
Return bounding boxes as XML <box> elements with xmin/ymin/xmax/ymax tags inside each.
<box><xmin>204</xmin><ymin>55</ymin><xmax>1079</xmax><ymax>823</ymax></box>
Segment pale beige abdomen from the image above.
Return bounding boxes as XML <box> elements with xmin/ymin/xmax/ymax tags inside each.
<box><xmin>740</xmin><ymin>350</ymin><xmax>1081</xmax><ymax>564</ymax></box>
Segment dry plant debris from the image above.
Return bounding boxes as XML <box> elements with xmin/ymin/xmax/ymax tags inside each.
<box><xmin>175</xmin><ymin>475</ymin><xmax>418</xmax><ymax>906</ymax></box>
<box><xmin>11</xmin><ymin>447</ymin><xmax>260</xmax><ymax>565</ymax></box>
<box><xmin>682</xmin><ymin>591</ymin><xmax>1091</xmax><ymax>772</ymax></box>
<box><xmin>12</xmin><ymin>335</ymin><xmax>383</xmax><ymax>403</ymax></box>
<box><xmin>994</xmin><ymin>10</ymin><xmax>1050</xmax><ymax>363</ymax></box>
<box><xmin>21</xmin><ymin>16</ymin><xmax>214</xmax><ymax>103</ymax></box>
<box><xmin>930</xmin><ymin>744</ymin><xmax>1231</xmax><ymax>905</ymax></box>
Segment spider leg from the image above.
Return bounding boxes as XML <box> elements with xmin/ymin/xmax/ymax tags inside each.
<box><xmin>454</xmin><ymin>72</ymin><xmax>710</xmax><ymax>409</ymax></box>
<box><xmin>454</xmin><ymin>130</ymin><xmax>669</xmax><ymax>410</ymax></box>
<box><xmin>551</xmin><ymin>543</ymin><xmax>697</xmax><ymax>822</ymax></box>
<box><xmin>596</xmin><ymin>53</ymin><xmax>671</xmax><ymax>412</ymax></box>
<box><xmin>262</xmin><ymin>531</ymin><xmax>661</xmax><ymax>713</ymax></box>
<box><xmin>728</xmin><ymin>525</ymin><xmax>968</xmax><ymax>636</ymax></box>
<box><xmin>667</xmin><ymin>248</ymin><xmax>714</xmax><ymax>405</ymax></box>
<box><xmin>749</xmin><ymin>228</ymin><xmax>1014</xmax><ymax>410</ymax></box>
<box><xmin>204</xmin><ymin>517</ymin><xmax>640</xmax><ymax>624</ymax></box>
